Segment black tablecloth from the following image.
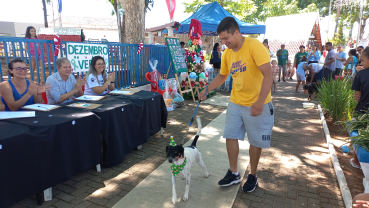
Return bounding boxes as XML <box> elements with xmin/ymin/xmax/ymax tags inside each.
<box><xmin>64</xmin><ymin>91</ymin><xmax>168</xmax><ymax>167</ymax></box>
<box><xmin>0</xmin><ymin>109</ymin><xmax>102</xmax><ymax>208</ymax></box>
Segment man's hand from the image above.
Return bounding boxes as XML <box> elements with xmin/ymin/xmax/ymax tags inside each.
<box><xmin>198</xmin><ymin>89</ymin><xmax>207</xmax><ymax>101</ymax></box>
<box><xmin>250</xmin><ymin>100</ymin><xmax>264</xmax><ymax>116</ymax></box>
<box><xmin>74</xmin><ymin>75</ymin><xmax>86</xmax><ymax>91</ymax></box>
<box><xmin>353</xmin><ymin>200</ymin><xmax>369</xmax><ymax>208</ymax></box>
<box><xmin>354</xmin><ymin>93</ymin><xmax>361</xmax><ymax>102</ymax></box>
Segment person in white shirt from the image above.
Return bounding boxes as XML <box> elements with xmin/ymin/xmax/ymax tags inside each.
<box><xmin>84</xmin><ymin>56</ymin><xmax>116</xmax><ymax>96</ymax></box>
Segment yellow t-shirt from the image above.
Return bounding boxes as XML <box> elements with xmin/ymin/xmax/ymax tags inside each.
<box><xmin>220</xmin><ymin>37</ymin><xmax>271</xmax><ymax>106</ymax></box>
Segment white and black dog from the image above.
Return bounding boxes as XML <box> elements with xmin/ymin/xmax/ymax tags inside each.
<box><xmin>166</xmin><ymin>116</ymin><xmax>209</xmax><ymax>204</ymax></box>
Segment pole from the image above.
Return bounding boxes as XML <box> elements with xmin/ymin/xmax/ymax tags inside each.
<box><xmin>357</xmin><ymin>0</ymin><xmax>363</xmax><ymax>46</ymax></box>
<box><xmin>58</xmin><ymin>0</ymin><xmax>62</xmax><ymax>28</ymax></box>
<box><xmin>52</xmin><ymin>0</ymin><xmax>55</xmax><ymax>27</ymax></box>
<box><xmin>169</xmin><ymin>0</ymin><xmax>172</xmax><ymax>22</ymax></box>
<box><xmin>327</xmin><ymin>0</ymin><xmax>332</xmax><ymax>38</ymax></box>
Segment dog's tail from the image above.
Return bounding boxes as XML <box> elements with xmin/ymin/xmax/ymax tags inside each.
<box><xmin>190</xmin><ymin>116</ymin><xmax>202</xmax><ymax>147</ymax></box>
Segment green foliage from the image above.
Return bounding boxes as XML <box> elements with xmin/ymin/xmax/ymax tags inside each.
<box><xmin>183</xmin><ymin>0</ymin><xmax>320</xmax><ymax>24</ymax></box>
<box><xmin>328</xmin><ymin>20</ymin><xmax>348</xmax><ymax>48</ymax></box>
<box><xmin>248</xmin><ymin>34</ymin><xmax>259</xmax><ymax>38</ymax></box>
<box><xmin>317</xmin><ymin>77</ymin><xmax>356</xmax><ymax>122</ymax></box>
<box><xmin>349</xmin><ymin>129</ymin><xmax>369</xmax><ymax>152</ymax></box>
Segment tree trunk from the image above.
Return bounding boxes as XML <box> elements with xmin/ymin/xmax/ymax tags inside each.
<box><xmin>118</xmin><ymin>0</ymin><xmax>145</xmax><ymax>44</ymax></box>
<box><xmin>359</xmin><ymin>18</ymin><xmax>367</xmax><ymax>41</ymax></box>
<box><xmin>334</xmin><ymin>7</ymin><xmax>341</xmax><ymax>34</ymax></box>
<box><xmin>42</xmin><ymin>0</ymin><xmax>48</xmax><ymax>28</ymax></box>
<box><xmin>121</xmin><ymin>12</ymin><xmax>125</xmax><ymax>43</ymax></box>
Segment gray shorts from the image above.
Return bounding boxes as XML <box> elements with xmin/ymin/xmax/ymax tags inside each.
<box><xmin>278</xmin><ymin>65</ymin><xmax>287</xmax><ymax>74</ymax></box>
<box><xmin>223</xmin><ymin>101</ymin><xmax>274</xmax><ymax>148</ymax></box>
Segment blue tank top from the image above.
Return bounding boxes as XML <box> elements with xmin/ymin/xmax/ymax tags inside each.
<box><xmin>1</xmin><ymin>79</ymin><xmax>34</xmax><ymax>111</ymax></box>
<box><xmin>347</xmin><ymin>56</ymin><xmax>358</xmax><ymax>74</ymax></box>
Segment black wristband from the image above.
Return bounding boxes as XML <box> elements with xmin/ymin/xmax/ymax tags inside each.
<box><xmin>111</xmin><ymin>82</ymin><xmax>115</xmax><ymax>84</ymax></box>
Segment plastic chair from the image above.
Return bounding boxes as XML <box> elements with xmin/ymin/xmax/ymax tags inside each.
<box><xmin>42</xmin><ymin>92</ymin><xmax>48</xmax><ymax>104</ymax></box>
<box><xmin>144</xmin><ymin>72</ymin><xmax>173</xmax><ymax>96</ymax></box>
<box><xmin>145</xmin><ymin>72</ymin><xmax>167</xmax><ymax>96</ymax></box>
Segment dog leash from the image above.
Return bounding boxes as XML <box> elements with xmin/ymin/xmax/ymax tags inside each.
<box><xmin>181</xmin><ymin>85</ymin><xmax>208</xmax><ymax>144</ymax></box>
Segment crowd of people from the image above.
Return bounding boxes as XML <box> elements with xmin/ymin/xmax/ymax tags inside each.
<box><xmin>262</xmin><ymin>40</ymin><xmax>367</xmax><ymax>95</ymax></box>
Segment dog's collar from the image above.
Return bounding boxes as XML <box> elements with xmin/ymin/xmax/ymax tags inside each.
<box><xmin>171</xmin><ymin>157</ymin><xmax>187</xmax><ymax>176</ymax></box>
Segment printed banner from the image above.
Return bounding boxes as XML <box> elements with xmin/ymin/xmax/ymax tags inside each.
<box><xmin>67</xmin><ymin>43</ymin><xmax>109</xmax><ymax>73</ymax></box>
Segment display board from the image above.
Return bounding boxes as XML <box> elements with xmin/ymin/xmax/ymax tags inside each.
<box><xmin>67</xmin><ymin>43</ymin><xmax>109</xmax><ymax>73</ymax></box>
<box><xmin>165</xmin><ymin>37</ymin><xmax>187</xmax><ymax>73</ymax></box>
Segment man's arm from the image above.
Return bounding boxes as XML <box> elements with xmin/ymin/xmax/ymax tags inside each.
<box><xmin>293</xmin><ymin>58</ymin><xmax>297</xmax><ymax>68</ymax></box>
<box><xmin>250</xmin><ymin>62</ymin><xmax>273</xmax><ymax>116</ymax></box>
<box><xmin>325</xmin><ymin>57</ymin><xmax>335</xmax><ymax>65</ymax></box>
<box><xmin>199</xmin><ymin>73</ymin><xmax>228</xmax><ymax>101</ymax></box>
<box><xmin>276</xmin><ymin>50</ymin><xmax>282</xmax><ymax>57</ymax></box>
<box><xmin>57</xmin><ymin>89</ymin><xmax>79</xmax><ymax>104</ymax></box>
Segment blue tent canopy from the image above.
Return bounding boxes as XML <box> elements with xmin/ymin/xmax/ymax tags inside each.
<box><xmin>164</xmin><ymin>2</ymin><xmax>265</xmax><ymax>35</ymax></box>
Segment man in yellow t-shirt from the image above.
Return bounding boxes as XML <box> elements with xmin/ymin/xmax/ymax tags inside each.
<box><xmin>199</xmin><ymin>17</ymin><xmax>274</xmax><ymax>193</ymax></box>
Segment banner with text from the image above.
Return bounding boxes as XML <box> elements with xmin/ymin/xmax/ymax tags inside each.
<box><xmin>67</xmin><ymin>43</ymin><xmax>109</xmax><ymax>73</ymax></box>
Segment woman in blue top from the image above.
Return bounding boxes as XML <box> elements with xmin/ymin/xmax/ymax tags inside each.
<box><xmin>343</xmin><ymin>49</ymin><xmax>359</xmax><ymax>77</ymax></box>
<box><xmin>212</xmin><ymin>43</ymin><xmax>222</xmax><ymax>72</ymax></box>
<box><xmin>0</xmin><ymin>58</ymin><xmax>50</xmax><ymax>111</ymax></box>
<box><xmin>295</xmin><ymin>56</ymin><xmax>309</xmax><ymax>93</ymax></box>
<box><xmin>308</xmin><ymin>45</ymin><xmax>321</xmax><ymax>63</ymax></box>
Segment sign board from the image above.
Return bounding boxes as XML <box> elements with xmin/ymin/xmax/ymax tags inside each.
<box><xmin>165</xmin><ymin>37</ymin><xmax>187</xmax><ymax>73</ymax></box>
<box><xmin>67</xmin><ymin>43</ymin><xmax>109</xmax><ymax>73</ymax></box>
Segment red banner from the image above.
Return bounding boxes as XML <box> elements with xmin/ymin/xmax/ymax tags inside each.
<box><xmin>165</xmin><ymin>0</ymin><xmax>176</xmax><ymax>20</ymax></box>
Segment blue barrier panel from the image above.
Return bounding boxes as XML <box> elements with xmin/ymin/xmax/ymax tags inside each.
<box><xmin>0</xmin><ymin>37</ymin><xmax>174</xmax><ymax>88</ymax></box>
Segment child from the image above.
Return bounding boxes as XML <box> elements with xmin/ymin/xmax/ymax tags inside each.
<box><xmin>286</xmin><ymin>60</ymin><xmax>294</xmax><ymax>80</ymax></box>
<box><xmin>295</xmin><ymin>56</ymin><xmax>309</xmax><ymax>93</ymax></box>
<box><xmin>271</xmin><ymin>60</ymin><xmax>279</xmax><ymax>92</ymax></box>
<box><xmin>24</xmin><ymin>26</ymin><xmax>43</xmax><ymax>83</ymax></box>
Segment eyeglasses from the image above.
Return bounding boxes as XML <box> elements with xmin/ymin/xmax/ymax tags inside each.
<box><xmin>13</xmin><ymin>67</ymin><xmax>29</xmax><ymax>71</ymax></box>
<box><xmin>96</xmin><ymin>63</ymin><xmax>105</xmax><ymax>66</ymax></box>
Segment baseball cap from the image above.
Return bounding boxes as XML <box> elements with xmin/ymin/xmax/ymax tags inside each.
<box><xmin>300</xmin><ymin>45</ymin><xmax>305</xmax><ymax>48</ymax></box>
<box><xmin>281</xmin><ymin>43</ymin><xmax>285</xmax><ymax>46</ymax></box>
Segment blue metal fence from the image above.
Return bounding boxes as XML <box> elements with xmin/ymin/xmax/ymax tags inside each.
<box><xmin>0</xmin><ymin>37</ymin><xmax>175</xmax><ymax>89</ymax></box>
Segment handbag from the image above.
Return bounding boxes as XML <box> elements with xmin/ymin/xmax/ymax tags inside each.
<box><xmin>209</xmin><ymin>53</ymin><xmax>214</xmax><ymax>64</ymax></box>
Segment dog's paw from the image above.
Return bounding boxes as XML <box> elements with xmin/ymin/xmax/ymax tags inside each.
<box><xmin>172</xmin><ymin>196</ymin><xmax>177</xmax><ymax>204</ymax></box>
<box><xmin>205</xmin><ymin>171</ymin><xmax>210</xmax><ymax>178</ymax></box>
<box><xmin>182</xmin><ymin>195</ymin><xmax>188</xmax><ymax>201</ymax></box>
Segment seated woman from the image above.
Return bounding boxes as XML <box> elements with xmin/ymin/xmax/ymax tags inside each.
<box><xmin>84</xmin><ymin>56</ymin><xmax>116</xmax><ymax>96</ymax></box>
<box><xmin>343</xmin><ymin>49</ymin><xmax>359</xmax><ymax>77</ymax></box>
<box><xmin>0</xmin><ymin>58</ymin><xmax>50</xmax><ymax>111</ymax></box>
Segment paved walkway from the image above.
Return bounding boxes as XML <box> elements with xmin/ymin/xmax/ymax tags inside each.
<box><xmin>12</xmin><ymin>82</ymin><xmax>345</xmax><ymax>208</ymax></box>
<box><xmin>232</xmin><ymin>81</ymin><xmax>345</xmax><ymax>208</ymax></box>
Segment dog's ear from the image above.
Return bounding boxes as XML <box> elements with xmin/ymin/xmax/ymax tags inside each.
<box><xmin>179</xmin><ymin>145</ymin><xmax>184</xmax><ymax>157</ymax></box>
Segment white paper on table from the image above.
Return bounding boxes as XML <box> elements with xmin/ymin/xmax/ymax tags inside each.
<box><xmin>0</xmin><ymin>111</ymin><xmax>36</xmax><ymax>119</ymax></box>
<box><xmin>109</xmin><ymin>91</ymin><xmax>131</xmax><ymax>94</ymax></box>
<box><xmin>75</xmin><ymin>95</ymin><xmax>104</xmax><ymax>101</ymax></box>
<box><xmin>23</xmin><ymin>104</ymin><xmax>59</xmax><ymax>111</ymax></box>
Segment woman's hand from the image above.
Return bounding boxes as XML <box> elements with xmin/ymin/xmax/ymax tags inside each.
<box><xmin>27</xmin><ymin>82</ymin><xmax>38</xmax><ymax>96</ymax></box>
<box><xmin>37</xmin><ymin>83</ymin><xmax>51</xmax><ymax>95</ymax></box>
<box><xmin>108</xmin><ymin>72</ymin><xmax>116</xmax><ymax>83</ymax></box>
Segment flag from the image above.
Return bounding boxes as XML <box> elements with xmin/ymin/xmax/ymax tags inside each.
<box><xmin>58</xmin><ymin>0</ymin><xmax>62</xmax><ymax>13</ymax></box>
<box><xmin>165</xmin><ymin>0</ymin><xmax>176</xmax><ymax>21</ymax></box>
